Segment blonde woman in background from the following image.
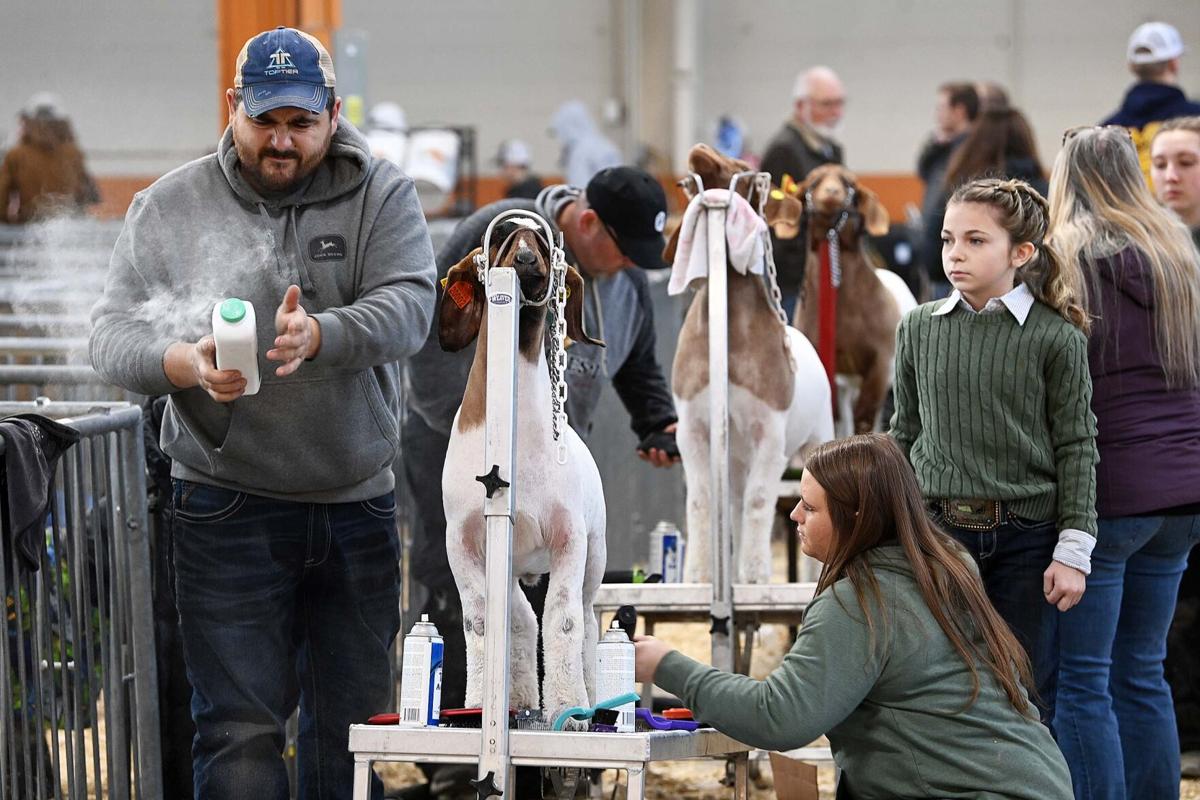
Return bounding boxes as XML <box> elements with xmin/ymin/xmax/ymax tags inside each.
<box><xmin>1048</xmin><ymin>125</ymin><xmax>1200</xmax><ymax>800</ymax></box>
<box><xmin>1152</xmin><ymin>116</ymin><xmax>1200</xmax><ymax>249</ymax></box>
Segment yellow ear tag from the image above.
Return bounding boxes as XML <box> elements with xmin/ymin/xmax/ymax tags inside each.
<box><xmin>439</xmin><ymin>277</ymin><xmax>449</xmax><ymax>289</ymax></box>
<box><xmin>781</xmin><ymin>174</ymin><xmax>799</xmax><ymax>195</ymax></box>
<box><xmin>770</xmin><ymin>189</ymin><xmax>785</xmax><ymax>200</ymax></box>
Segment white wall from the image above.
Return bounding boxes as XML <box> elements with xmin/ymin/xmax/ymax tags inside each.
<box><xmin>0</xmin><ymin>0</ymin><xmax>218</xmax><ymax>176</ymax></box>
<box><xmin>692</xmin><ymin>0</ymin><xmax>1200</xmax><ymax>174</ymax></box>
<box><xmin>341</xmin><ymin>0</ymin><xmax>619</xmax><ymax>179</ymax></box>
<box><xmin>2</xmin><ymin>1</ymin><xmax>1198</xmax><ymax>178</ymax></box>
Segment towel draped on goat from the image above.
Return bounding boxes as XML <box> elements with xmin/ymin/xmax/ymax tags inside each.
<box><xmin>667</xmin><ymin>189</ymin><xmax>767</xmax><ymax>296</ymax></box>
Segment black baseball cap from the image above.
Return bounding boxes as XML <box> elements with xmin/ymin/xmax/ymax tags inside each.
<box><xmin>585</xmin><ymin>167</ymin><xmax>669</xmax><ymax>269</ymax></box>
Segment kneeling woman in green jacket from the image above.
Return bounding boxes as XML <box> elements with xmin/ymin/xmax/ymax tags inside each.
<box><xmin>634</xmin><ymin>433</ymin><xmax>1073</xmax><ymax>800</ymax></box>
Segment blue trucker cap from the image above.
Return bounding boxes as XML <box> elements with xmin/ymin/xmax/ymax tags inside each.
<box><xmin>234</xmin><ymin>26</ymin><xmax>336</xmax><ymax>117</ymax></box>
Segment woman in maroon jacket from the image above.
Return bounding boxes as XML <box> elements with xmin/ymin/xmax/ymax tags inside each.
<box><xmin>1047</xmin><ymin>125</ymin><xmax>1200</xmax><ymax>800</ymax></box>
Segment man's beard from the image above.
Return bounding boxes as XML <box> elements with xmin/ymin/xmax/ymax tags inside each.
<box><xmin>812</xmin><ymin>121</ymin><xmax>841</xmax><ymax>140</ymax></box>
<box><xmin>237</xmin><ymin>136</ymin><xmax>331</xmax><ymax>195</ymax></box>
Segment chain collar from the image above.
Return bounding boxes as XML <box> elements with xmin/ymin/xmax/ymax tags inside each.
<box><xmin>474</xmin><ymin>209</ymin><xmax>572</xmax><ymax>463</ymax></box>
<box><xmin>476</xmin><ymin>210</ymin><xmax>559</xmax><ymax>308</ymax></box>
<box><xmin>804</xmin><ymin>185</ymin><xmax>857</xmax><ymax>289</ymax></box>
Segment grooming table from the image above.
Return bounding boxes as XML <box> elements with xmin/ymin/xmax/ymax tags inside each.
<box><xmin>348</xmin><ymin>724</ymin><xmax>752</xmax><ymax>799</ymax></box>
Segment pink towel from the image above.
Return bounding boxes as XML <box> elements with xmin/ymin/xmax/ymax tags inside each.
<box><xmin>668</xmin><ymin>189</ymin><xmax>767</xmax><ymax>296</ymax></box>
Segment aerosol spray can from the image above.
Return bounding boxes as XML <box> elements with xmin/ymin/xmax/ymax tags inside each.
<box><xmin>596</xmin><ymin>620</ymin><xmax>635</xmax><ymax>732</ymax></box>
<box><xmin>398</xmin><ymin>614</ymin><xmax>443</xmax><ymax>727</ymax></box>
<box><xmin>648</xmin><ymin>520</ymin><xmax>687</xmax><ymax>583</ymax></box>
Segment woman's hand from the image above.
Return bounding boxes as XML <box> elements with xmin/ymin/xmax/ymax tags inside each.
<box><xmin>1044</xmin><ymin>561</ymin><xmax>1086</xmax><ymax>611</ymax></box>
<box><xmin>634</xmin><ymin>635</ymin><xmax>674</xmax><ymax>683</ymax></box>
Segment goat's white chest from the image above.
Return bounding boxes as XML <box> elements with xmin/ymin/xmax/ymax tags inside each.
<box><xmin>442</xmin><ymin>365</ymin><xmax>604</xmax><ymax>578</ymax></box>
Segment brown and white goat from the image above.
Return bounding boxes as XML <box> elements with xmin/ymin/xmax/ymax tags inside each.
<box><xmin>668</xmin><ymin>144</ymin><xmax>834</xmax><ymax>584</ymax></box>
<box><xmin>793</xmin><ymin>164</ymin><xmax>917</xmax><ymax>435</ymax></box>
<box><xmin>438</xmin><ymin>218</ymin><xmax>606</xmax><ymax>727</ymax></box>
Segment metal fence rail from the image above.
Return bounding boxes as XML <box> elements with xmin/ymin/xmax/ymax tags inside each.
<box><xmin>0</xmin><ymin>403</ymin><xmax>161</xmax><ymax>799</ymax></box>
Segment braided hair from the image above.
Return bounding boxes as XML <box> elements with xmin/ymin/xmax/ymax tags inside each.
<box><xmin>949</xmin><ymin>177</ymin><xmax>1089</xmax><ymax>331</ymax></box>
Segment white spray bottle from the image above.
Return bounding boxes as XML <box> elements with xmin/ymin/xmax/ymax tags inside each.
<box><xmin>211</xmin><ymin>298</ymin><xmax>260</xmax><ymax>396</ymax></box>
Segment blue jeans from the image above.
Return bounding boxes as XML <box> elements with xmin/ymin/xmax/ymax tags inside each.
<box><xmin>171</xmin><ymin>481</ymin><xmax>400</xmax><ymax>800</ymax></box>
<box><xmin>1055</xmin><ymin>514</ymin><xmax>1200</xmax><ymax>800</ymax></box>
<box><xmin>938</xmin><ymin>514</ymin><xmax>1059</xmax><ymax>724</ymax></box>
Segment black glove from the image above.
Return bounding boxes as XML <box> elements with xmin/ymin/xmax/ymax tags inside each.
<box><xmin>636</xmin><ymin>429</ymin><xmax>679</xmax><ymax>459</ymax></box>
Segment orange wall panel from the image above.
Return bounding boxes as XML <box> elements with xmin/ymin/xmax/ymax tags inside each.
<box><xmin>215</xmin><ymin>0</ymin><xmax>340</xmax><ymax>132</ymax></box>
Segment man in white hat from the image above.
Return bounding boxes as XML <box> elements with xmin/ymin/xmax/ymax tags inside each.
<box><xmin>1102</xmin><ymin>21</ymin><xmax>1200</xmax><ymax>179</ymax></box>
<box><xmin>496</xmin><ymin>138</ymin><xmax>542</xmax><ymax>199</ymax></box>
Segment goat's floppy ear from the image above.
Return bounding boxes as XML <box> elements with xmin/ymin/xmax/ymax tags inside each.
<box><xmin>857</xmin><ymin>184</ymin><xmax>890</xmax><ymax>237</ymax></box>
<box><xmin>764</xmin><ymin>188</ymin><xmax>803</xmax><ymax>239</ymax></box>
<box><xmin>438</xmin><ymin>247</ymin><xmax>485</xmax><ymax>352</ymax></box>
<box><xmin>662</xmin><ymin>219</ymin><xmax>682</xmax><ymax>265</ymax></box>
<box><xmin>564</xmin><ymin>266</ymin><xmax>605</xmax><ymax>347</ymax></box>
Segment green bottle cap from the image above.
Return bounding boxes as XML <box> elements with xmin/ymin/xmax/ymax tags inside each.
<box><xmin>219</xmin><ymin>298</ymin><xmax>247</xmax><ymax>324</ymax></box>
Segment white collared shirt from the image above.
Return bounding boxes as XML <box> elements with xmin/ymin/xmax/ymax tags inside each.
<box><xmin>932</xmin><ymin>282</ymin><xmax>1035</xmax><ymax>326</ymax></box>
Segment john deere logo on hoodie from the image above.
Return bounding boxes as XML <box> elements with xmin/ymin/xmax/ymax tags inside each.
<box><xmin>309</xmin><ymin>235</ymin><xmax>346</xmax><ymax>262</ymax></box>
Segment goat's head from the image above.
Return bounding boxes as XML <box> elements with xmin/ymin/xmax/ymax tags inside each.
<box><xmin>438</xmin><ymin>216</ymin><xmax>603</xmax><ymax>353</ymax></box>
<box><xmin>798</xmin><ymin>164</ymin><xmax>890</xmax><ymax>246</ymax></box>
<box><xmin>663</xmin><ymin>143</ymin><xmax>804</xmax><ymax>263</ymax></box>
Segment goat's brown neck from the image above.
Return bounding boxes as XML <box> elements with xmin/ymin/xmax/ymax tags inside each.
<box><xmin>456</xmin><ymin>305</ymin><xmax>548</xmax><ymax>432</ymax></box>
<box><xmin>672</xmin><ymin>272</ymin><xmax>795</xmax><ymax>411</ymax></box>
<box><xmin>796</xmin><ymin>235</ymin><xmax>895</xmax><ymax>366</ymax></box>
<box><xmin>798</xmin><ymin>233</ymin><xmax>878</xmax><ymax>319</ymax></box>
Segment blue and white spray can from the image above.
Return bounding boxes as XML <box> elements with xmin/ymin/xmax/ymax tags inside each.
<box><xmin>399</xmin><ymin>614</ymin><xmax>443</xmax><ymax>727</ymax></box>
<box><xmin>596</xmin><ymin>620</ymin><xmax>635</xmax><ymax>732</ymax></box>
<box><xmin>648</xmin><ymin>520</ymin><xmax>686</xmax><ymax>583</ymax></box>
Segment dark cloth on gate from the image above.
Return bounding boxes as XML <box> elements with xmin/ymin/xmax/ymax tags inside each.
<box><xmin>0</xmin><ymin>414</ymin><xmax>80</xmax><ymax>571</ymax></box>
<box><xmin>759</xmin><ymin>120</ymin><xmax>844</xmax><ymax>291</ymax></box>
<box><xmin>1086</xmin><ymin>246</ymin><xmax>1200</xmax><ymax>517</ymax></box>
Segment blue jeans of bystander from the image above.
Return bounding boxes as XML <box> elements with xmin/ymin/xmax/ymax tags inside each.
<box><xmin>938</xmin><ymin>514</ymin><xmax>1059</xmax><ymax>724</ymax></box>
<box><xmin>171</xmin><ymin>480</ymin><xmax>400</xmax><ymax>800</ymax></box>
<box><xmin>1055</xmin><ymin>514</ymin><xmax>1200</xmax><ymax>800</ymax></box>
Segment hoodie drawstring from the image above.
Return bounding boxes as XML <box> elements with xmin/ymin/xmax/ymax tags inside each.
<box><xmin>256</xmin><ymin>202</ymin><xmax>315</xmax><ymax>294</ymax></box>
<box><xmin>289</xmin><ymin>205</ymin><xmax>315</xmax><ymax>293</ymax></box>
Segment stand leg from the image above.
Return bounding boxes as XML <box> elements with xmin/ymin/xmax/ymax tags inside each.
<box><xmin>733</xmin><ymin>752</ymin><xmax>749</xmax><ymax>799</ymax></box>
<box><xmin>627</xmin><ymin>764</ymin><xmax>647</xmax><ymax>800</ymax></box>
<box><xmin>352</xmin><ymin>757</ymin><xmax>372</xmax><ymax>800</ymax></box>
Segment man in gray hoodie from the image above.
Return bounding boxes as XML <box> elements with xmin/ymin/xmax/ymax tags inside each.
<box><xmin>89</xmin><ymin>27</ymin><xmax>435</xmax><ymax>800</ymax></box>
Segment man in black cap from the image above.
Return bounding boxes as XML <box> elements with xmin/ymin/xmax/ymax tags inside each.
<box><xmin>400</xmin><ymin>166</ymin><xmax>678</xmax><ymax>798</ymax></box>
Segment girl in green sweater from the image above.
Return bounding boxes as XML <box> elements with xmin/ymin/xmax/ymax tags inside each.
<box><xmin>634</xmin><ymin>434</ymin><xmax>1072</xmax><ymax>799</ymax></box>
<box><xmin>889</xmin><ymin>177</ymin><xmax>1099</xmax><ymax>724</ymax></box>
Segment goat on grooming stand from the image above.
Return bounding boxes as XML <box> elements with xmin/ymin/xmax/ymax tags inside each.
<box><xmin>667</xmin><ymin>144</ymin><xmax>834</xmax><ymax>584</ymax></box>
<box><xmin>438</xmin><ymin>213</ymin><xmax>606</xmax><ymax>728</ymax></box>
